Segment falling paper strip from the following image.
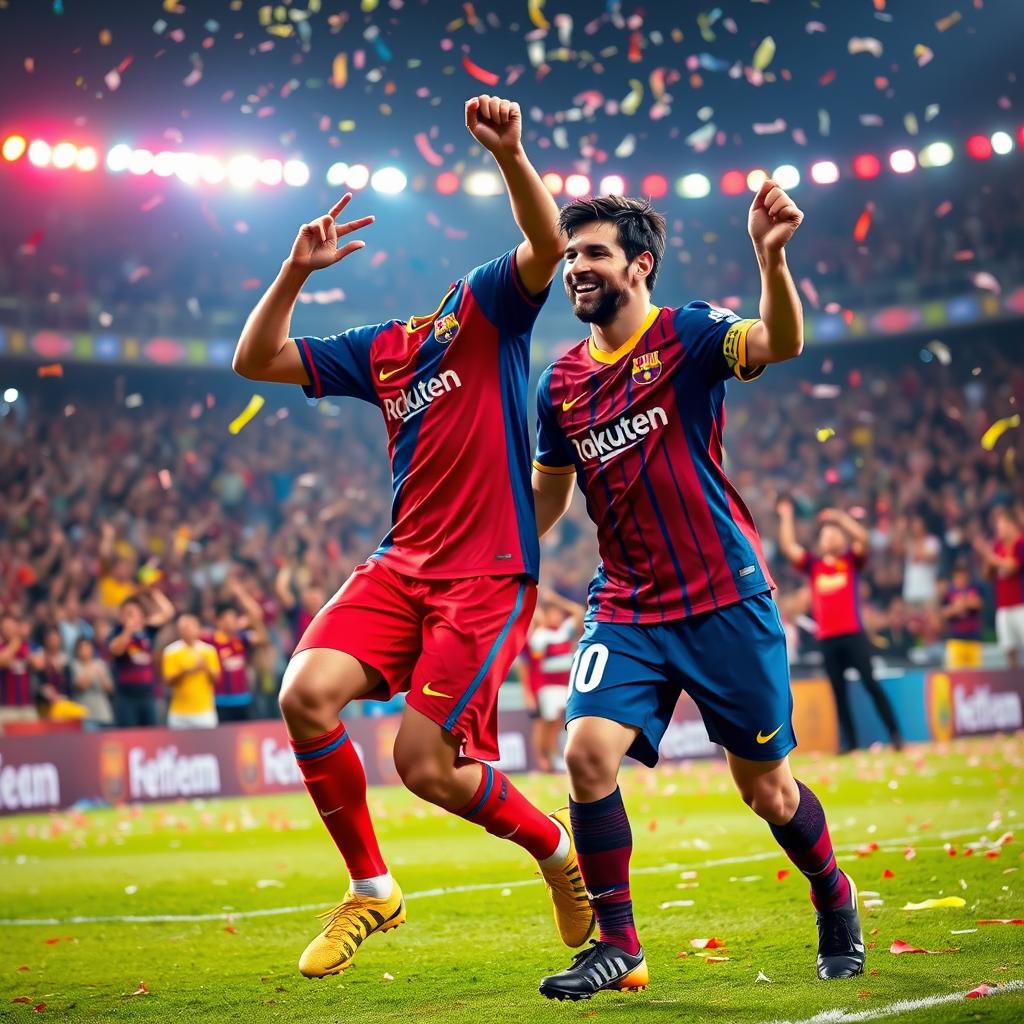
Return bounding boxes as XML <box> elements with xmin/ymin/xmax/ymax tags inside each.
<box><xmin>981</xmin><ymin>415</ymin><xmax>1020</xmax><ymax>451</ymax></box>
<box><xmin>229</xmin><ymin>395</ymin><xmax>266</xmax><ymax>435</ymax></box>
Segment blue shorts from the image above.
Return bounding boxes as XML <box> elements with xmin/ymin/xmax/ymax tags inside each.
<box><xmin>565</xmin><ymin>592</ymin><xmax>796</xmax><ymax>766</ymax></box>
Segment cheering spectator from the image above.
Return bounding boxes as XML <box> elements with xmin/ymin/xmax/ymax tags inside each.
<box><xmin>70</xmin><ymin>636</ymin><xmax>116</xmax><ymax>729</ymax></box>
<box><xmin>107</xmin><ymin>589</ymin><xmax>174</xmax><ymax>727</ymax></box>
<box><xmin>778</xmin><ymin>500</ymin><xmax>903</xmax><ymax>752</ymax></box>
<box><xmin>201</xmin><ymin>578</ymin><xmax>268</xmax><ymax>722</ymax></box>
<box><xmin>975</xmin><ymin>505</ymin><xmax>1024</xmax><ymax>668</ymax></box>
<box><xmin>899</xmin><ymin>515</ymin><xmax>942</xmax><ymax>608</ymax></box>
<box><xmin>161</xmin><ymin>613</ymin><xmax>221</xmax><ymax>730</ymax></box>
<box><xmin>939</xmin><ymin>563</ymin><xmax>985</xmax><ymax>670</ymax></box>
<box><xmin>0</xmin><ymin>611</ymin><xmax>34</xmax><ymax>725</ymax></box>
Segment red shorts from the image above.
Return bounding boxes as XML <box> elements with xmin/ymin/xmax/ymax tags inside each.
<box><xmin>295</xmin><ymin>559</ymin><xmax>537</xmax><ymax>760</ymax></box>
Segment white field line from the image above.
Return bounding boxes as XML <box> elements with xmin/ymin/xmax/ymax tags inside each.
<box><xmin>0</xmin><ymin>824</ymin><xmax>993</xmax><ymax>927</ymax></box>
<box><xmin>764</xmin><ymin>979</ymin><xmax>1024</xmax><ymax>1024</ymax></box>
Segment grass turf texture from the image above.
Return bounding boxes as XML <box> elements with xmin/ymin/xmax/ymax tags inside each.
<box><xmin>1</xmin><ymin>736</ymin><xmax>1022</xmax><ymax>1023</ymax></box>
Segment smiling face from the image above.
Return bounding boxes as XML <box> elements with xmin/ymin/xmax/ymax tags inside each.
<box><xmin>562</xmin><ymin>221</ymin><xmax>635</xmax><ymax>326</ymax></box>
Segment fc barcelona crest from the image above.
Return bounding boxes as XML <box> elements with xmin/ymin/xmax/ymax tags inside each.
<box><xmin>434</xmin><ymin>312</ymin><xmax>460</xmax><ymax>344</ymax></box>
<box><xmin>631</xmin><ymin>349</ymin><xmax>662</xmax><ymax>385</ymax></box>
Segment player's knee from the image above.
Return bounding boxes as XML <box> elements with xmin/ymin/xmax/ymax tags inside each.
<box><xmin>564</xmin><ymin>739</ymin><xmax>616</xmax><ymax>796</ymax></box>
<box><xmin>741</xmin><ymin>779</ymin><xmax>795</xmax><ymax>824</ymax></box>
<box><xmin>394</xmin><ymin>755</ymin><xmax>453</xmax><ymax>806</ymax></box>
<box><xmin>278</xmin><ymin>666</ymin><xmax>337</xmax><ymax>730</ymax></box>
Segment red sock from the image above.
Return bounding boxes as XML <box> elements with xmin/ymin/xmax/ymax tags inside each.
<box><xmin>455</xmin><ymin>763</ymin><xmax>560</xmax><ymax>860</ymax></box>
<box><xmin>291</xmin><ymin>723</ymin><xmax>387</xmax><ymax>880</ymax></box>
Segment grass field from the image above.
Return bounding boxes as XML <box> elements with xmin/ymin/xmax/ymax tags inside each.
<box><xmin>1</xmin><ymin>735</ymin><xmax>1022</xmax><ymax>1024</ymax></box>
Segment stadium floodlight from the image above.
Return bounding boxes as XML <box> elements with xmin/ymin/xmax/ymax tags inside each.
<box><xmin>541</xmin><ymin>172</ymin><xmax>563</xmax><ymax>195</ymax></box>
<box><xmin>564</xmin><ymin>173</ymin><xmax>591</xmax><ymax>198</ymax></box>
<box><xmin>810</xmin><ymin>160</ymin><xmax>839</xmax><ymax>185</ymax></box>
<box><xmin>919</xmin><ymin>141</ymin><xmax>954</xmax><ymax>168</ymax></box>
<box><xmin>326</xmin><ymin>161</ymin><xmax>349</xmax><ymax>187</ymax></box>
<box><xmin>463</xmin><ymin>169</ymin><xmax>502</xmax><ymax>196</ymax></box>
<box><xmin>27</xmin><ymin>139</ymin><xmax>52</xmax><ymax>167</ymax></box>
<box><xmin>198</xmin><ymin>154</ymin><xmax>225</xmax><ymax>184</ymax></box>
<box><xmin>127</xmin><ymin>148</ymin><xmax>154</xmax><ymax>176</ymax></box>
<box><xmin>283</xmin><ymin>159</ymin><xmax>310</xmax><ymax>187</ymax></box>
<box><xmin>227</xmin><ymin>154</ymin><xmax>260</xmax><ymax>188</ymax></box>
<box><xmin>51</xmin><ymin>141</ymin><xmax>78</xmax><ymax>169</ymax></box>
<box><xmin>720</xmin><ymin>169</ymin><xmax>746</xmax><ymax>195</ymax></box>
<box><xmin>371</xmin><ymin>166</ymin><xmax>408</xmax><ymax>194</ymax></box>
<box><xmin>152</xmin><ymin>151</ymin><xmax>177</xmax><ymax>177</ymax></box>
<box><xmin>2</xmin><ymin>134</ymin><xmax>26</xmax><ymax>161</ymax></box>
<box><xmin>640</xmin><ymin>173</ymin><xmax>668</xmax><ymax>198</ymax></box>
<box><xmin>2</xmin><ymin>388</ymin><xmax>17</xmax><ymax>403</ymax></box>
<box><xmin>965</xmin><ymin>134</ymin><xmax>992</xmax><ymax>160</ymax></box>
<box><xmin>852</xmin><ymin>153</ymin><xmax>881</xmax><ymax>179</ymax></box>
<box><xmin>772</xmin><ymin>164</ymin><xmax>800</xmax><ymax>190</ymax></box>
<box><xmin>76</xmin><ymin>145</ymin><xmax>98</xmax><ymax>172</ymax></box>
<box><xmin>258</xmin><ymin>158</ymin><xmax>283</xmax><ymax>186</ymax></box>
<box><xmin>677</xmin><ymin>173</ymin><xmax>711</xmax><ymax>198</ymax></box>
<box><xmin>746</xmin><ymin>168</ymin><xmax>768</xmax><ymax>192</ymax></box>
<box><xmin>172</xmin><ymin>152</ymin><xmax>200</xmax><ymax>183</ymax></box>
<box><xmin>599</xmin><ymin>174</ymin><xmax>627</xmax><ymax>195</ymax></box>
<box><xmin>435</xmin><ymin>170</ymin><xmax>460</xmax><ymax>194</ymax></box>
<box><xmin>990</xmin><ymin>131</ymin><xmax>1013</xmax><ymax>155</ymax></box>
<box><xmin>345</xmin><ymin>163</ymin><xmax>370</xmax><ymax>190</ymax></box>
<box><xmin>889</xmin><ymin>148</ymin><xmax>916</xmax><ymax>173</ymax></box>
<box><xmin>106</xmin><ymin>143</ymin><xmax>132</xmax><ymax>173</ymax></box>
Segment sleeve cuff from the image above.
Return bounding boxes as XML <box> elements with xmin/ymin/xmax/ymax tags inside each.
<box><xmin>532</xmin><ymin>459</ymin><xmax>576</xmax><ymax>476</ymax></box>
<box><xmin>726</xmin><ymin>319</ymin><xmax>765</xmax><ymax>383</ymax></box>
<box><xmin>294</xmin><ymin>337</ymin><xmax>322</xmax><ymax>399</ymax></box>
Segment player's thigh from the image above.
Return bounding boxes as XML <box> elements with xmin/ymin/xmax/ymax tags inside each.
<box><xmin>672</xmin><ymin>593</ymin><xmax>796</xmax><ymax>762</ymax></box>
<box><xmin>409</xmin><ymin>575</ymin><xmax>536</xmax><ymax>761</ymax></box>
<box><xmin>1007</xmin><ymin>607</ymin><xmax>1024</xmax><ymax>649</ymax></box>
<box><xmin>288</xmin><ymin>560</ymin><xmax>422</xmax><ymax>703</ymax></box>
<box><xmin>564</xmin><ymin>621</ymin><xmax>676</xmax><ymax>769</ymax></box>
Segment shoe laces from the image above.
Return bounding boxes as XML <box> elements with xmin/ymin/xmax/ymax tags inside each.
<box><xmin>570</xmin><ymin>939</ymin><xmax>613</xmax><ymax>969</ymax></box>
<box><xmin>317</xmin><ymin>894</ymin><xmax>370</xmax><ymax>937</ymax></box>
<box><xmin>819</xmin><ymin>910</ymin><xmax>855</xmax><ymax>954</ymax></box>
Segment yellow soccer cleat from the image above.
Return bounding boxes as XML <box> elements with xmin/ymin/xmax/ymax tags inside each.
<box><xmin>540</xmin><ymin>808</ymin><xmax>596</xmax><ymax>948</ymax></box>
<box><xmin>298</xmin><ymin>884</ymin><xmax>406</xmax><ymax>978</ymax></box>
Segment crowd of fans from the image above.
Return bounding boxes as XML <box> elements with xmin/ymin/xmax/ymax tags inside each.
<box><xmin>1</xmin><ymin>322</ymin><xmax>1022</xmax><ymax>729</ymax></box>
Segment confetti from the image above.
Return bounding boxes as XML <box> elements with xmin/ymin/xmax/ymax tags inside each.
<box><xmin>902</xmin><ymin>897</ymin><xmax>966</xmax><ymax>911</ymax></box>
<box><xmin>890</xmin><ymin>939</ymin><xmax>959</xmax><ymax>955</ymax></box>
<box><xmin>228</xmin><ymin>395</ymin><xmax>266</xmax><ymax>435</ymax></box>
<box><xmin>462</xmin><ymin>55</ymin><xmax>500</xmax><ymax>86</ymax></box>
<box><xmin>37</xmin><ymin>364</ymin><xmax>63</xmax><ymax>378</ymax></box>
<box><xmin>980</xmin><ymin>414</ymin><xmax>1020</xmax><ymax>451</ymax></box>
<box><xmin>848</xmin><ymin>37</ymin><xmax>883</xmax><ymax>57</ymax></box>
<box><xmin>413</xmin><ymin>132</ymin><xmax>443</xmax><ymax>167</ymax></box>
<box><xmin>752</xmin><ymin>36</ymin><xmax>775</xmax><ymax>72</ymax></box>
<box><xmin>977</xmin><ymin>919</ymin><xmax>1024</xmax><ymax>925</ymax></box>
<box><xmin>621</xmin><ymin>79</ymin><xmax>644</xmax><ymax>116</ymax></box>
<box><xmin>755</xmin><ymin>970</ymin><xmax>772</xmax><ymax>983</ymax></box>
<box><xmin>689</xmin><ymin>937</ymin><xmax>726</xmax><ymax>949</ymax></box>
<box><xmin>527</xmin><ymin>0</ymin><xmax>550</xmax><ymax>31</ymax></box>
<box><xmin>853</xmin><ymin>204</ymin><xmax>874</xmax><ymax>243</ymax></box>
<box><xmin>126</xmin><ymin>982</ymin><xmax>149</xmax><ymax>997</ymax></box>
<box><xmin>936</xmin><ymin>11</ymin><xmax>962</xmax><ymax>32</ymax></box>
<box><xmin>816</xmin><ymin>427</ymin><xmax>835</xmax><ymax>443</ymax></box>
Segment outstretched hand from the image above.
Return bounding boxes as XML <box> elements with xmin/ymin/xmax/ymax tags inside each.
<box><xmin>289</xmin><ymin>193</ymin><xmax>374</xmax><ymax>272</ymax></box>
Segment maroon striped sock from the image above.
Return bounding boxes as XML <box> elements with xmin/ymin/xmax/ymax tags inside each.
<box><xmin>769</xmin><ymin>781</ymin><xmax>851</xmax><ymax>910</ymax></box>
<box><xmin>570</xmin><ymin>788</ymin><xmax>640</xmax><ymax>955</ymax></box>
<box><xmin>291</xmin><ymin>723</ymin><xmax>387</xmax><ymax>880</ymax></box>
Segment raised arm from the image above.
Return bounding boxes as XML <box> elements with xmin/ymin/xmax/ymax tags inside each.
<box><xmin>465</xmin><ymin>94</ymin><xmax>563</xmax><ymax>296</ymax></box>
<box><xmin>232</xmin><ymin>194</ymin><xmax>375</xmax><ymax>384</ymax></box>
<box><xmin>744</xmin><ymin>178</ymin><xmax>805</xmax><ymax>367</ymax></box>
<box><xmin>776</xmin><ymin>497</ymin><xmax>807</xmax><ymax>565</ymax></box>
<box><xmin>819</xmin><ymin>507</ymin><xmax>869</xmax><ymax>557</ymax></box>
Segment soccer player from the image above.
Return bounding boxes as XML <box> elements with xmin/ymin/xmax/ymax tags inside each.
<box><xmin>975</xmin><ymin>505</ymin><xmax>1024</xmax><ymax>667</ymax></box>
<box><xmin>233</xmin><ymin>94</ymin><xmax>593</xmax><ymax>979</ymax></box>
<box><xmin>777</xmin><ymin>502</ymin><xmax>903</xmax><ymax>752</ymax></box>
<box><xmin>524</xmin><ymin>590</ymin><xmax>584</xmax><ymax>771</ymax></box>
<box><xmin>531</xmin><ymin>186</ymin><xmax>865</xmax><ymax>999</ymax></box>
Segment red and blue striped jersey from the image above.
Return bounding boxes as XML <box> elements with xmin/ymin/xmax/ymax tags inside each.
<box><xmin>296</xmin><ymin>248</ymin><xmax>547</xmax><ymax>581</ymax></box>
<box><xmin>201</xmin><ymin>629</ymin><xmax>252</xmax><ymax>703</ymax></box>
<box><xmin>1</xmin><ymin>642</ymin><xmax>32</xmax><ymax>706</ymax></box>
<box><xmin>533</xmin><ymin>302</ymin><xmax>773</xmax><ymax>624</ymax></box>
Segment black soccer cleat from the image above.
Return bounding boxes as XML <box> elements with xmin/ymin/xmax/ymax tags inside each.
<box><xmin>539</xmin><ymin>940</ymin><xmax>648</xmax><ymax>1001</ymax></box>
<box><xmin>816</xmin><ymin>874</ymin><xmax>866</xmax><ymax>979</ymax></box>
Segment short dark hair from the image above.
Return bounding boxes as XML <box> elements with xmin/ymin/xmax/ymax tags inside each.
<box><xmin>558</xmin><ymin>195</ymin><xmax>667</xmax><ymax>292</ymax></box>
<box><xmin>215</xmin><ymin>602</ymin><xmax>238</xmax><ymax>619</ymax></box>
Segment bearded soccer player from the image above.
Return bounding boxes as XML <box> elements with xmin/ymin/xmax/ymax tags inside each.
<box><xmin>233</xmin><ymin>94</ymin><xmax>592</xmax><ymax>979</ymax></box>
<box><xmin>531</xmin><ymin>184</ymin><xmax>864</xmax><ymax>999</ymax></box>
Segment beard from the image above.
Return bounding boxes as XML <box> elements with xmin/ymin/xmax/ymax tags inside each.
<box><xmin>567</xmin><ymin>279</ymin><xmax>629</xmax><ymax>325</ymax></box>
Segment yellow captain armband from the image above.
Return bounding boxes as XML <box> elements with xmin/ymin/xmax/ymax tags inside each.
<box><xmin>532</xmin><ymin>460</ymin><xmax>576</xmax><ymax>476</ymax></box>
<box><xmin>723</xmin><ymin>318</ymin><xmax>765</xmax><ymax>382</ymax></box>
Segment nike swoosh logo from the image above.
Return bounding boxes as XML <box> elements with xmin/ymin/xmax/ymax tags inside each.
<box><xmin>562</xmin><ymin>394</ymin><xmax>586</xmax><ymax>412</ymax></box>
<box><xmin>319</xmin><ymin>805</ymin><xmax>345</xmax><ymax>817</ymax></box>
<box><xmin>756</xmin><ymin>724</ymin><xmax>784</xmax><ymax>744</ymax></box>
<box><xmin>421</xmin><ymin>682</ymin><xmax>452</xmax><ymax>699</ymax></box>
<box><xmin>378</xmin><ymin>356</ymin><xmax>415</xmax><ymax>382</ymax></box>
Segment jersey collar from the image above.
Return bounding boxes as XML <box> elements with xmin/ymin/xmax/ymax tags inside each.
<box><xmin>588</xmin><ymin>305</ymin><xmax>661</xmax><ymax>365</ymax></box>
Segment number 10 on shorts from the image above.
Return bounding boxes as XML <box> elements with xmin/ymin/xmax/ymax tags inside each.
<box><xmin>568</xmin><ymin>643</ymin><xmax>609</xmax><ymax>694</ymax></box>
